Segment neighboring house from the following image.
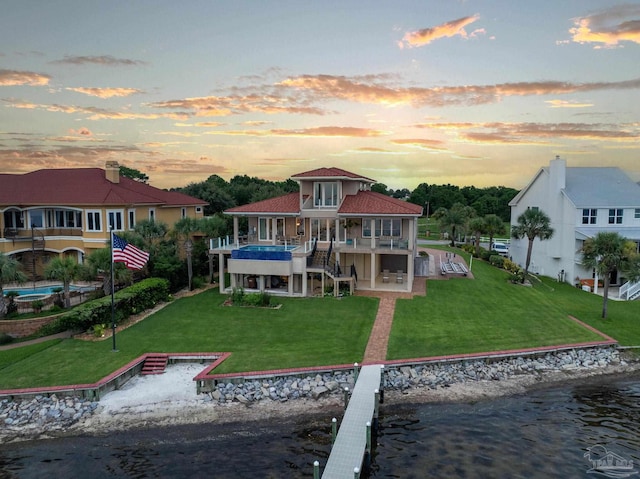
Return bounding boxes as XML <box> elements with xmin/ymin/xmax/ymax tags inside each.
<box><xmin>212</xmin><ymin>167</ymin><xmax>423</xmax><ymax>296</ymax></box>
<box><xmin>0</xmin><ymin>161</ymin><xmax>206</xmax><ymax>279</ymax></box>
<box><xmin>509</xmin><ymin>157</ymin><xmax>640</xmax><ymax>298</ymax></box>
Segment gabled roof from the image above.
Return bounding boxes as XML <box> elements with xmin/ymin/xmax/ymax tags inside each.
<box><xmin>291</xmin><ymin>167</ymin><xmax>375</xmax><ymax>183</ymax></box>
<box><xmin>509</xmin><ymin>165</ymin><xmax>640</xmax><ymax>208</ymax></box>
<box><xmin>225</xmin><ymin>192</ymin><xmax>300</xmax><ymax>215</ymax></box>
<box><xmin>339</xmin><ymin>191</ymin><xmax>423</xmax><ymax>216</ymax></box>
<box><xmin>564</xmin><ymin>168</ymin><xmax>640</xmax><ymax>208</ymax></box>
<box><xmin>0</xmin><ymin>168</ymin><xmax>206</xmax><ymax>207</ymax></box>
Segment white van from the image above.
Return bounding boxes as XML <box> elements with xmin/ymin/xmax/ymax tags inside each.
<box><xmin>491</xmin><ymin>242</ymin><xmax>509</xmax><ymax>257</ymax></box>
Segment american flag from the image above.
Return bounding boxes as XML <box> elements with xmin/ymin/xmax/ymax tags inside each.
<box><xmin>112</xmin><ymin>234</ymin><xmax>149</xmax><ymax>270</ymax></box>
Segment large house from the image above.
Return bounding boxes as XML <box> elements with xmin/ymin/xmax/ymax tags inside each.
<box><xmin>212</xmin><ymin>167</ymin><xmax>423</xmax><ymax>296</ymax></box>
<box><xmin>0</xmin><ymin>161</ymin><xmax>206</xmax><ymax>278</ymax></box>
<box><xmin>509</xmin><ymin>157</ymin><xmax>640</xmax><ymax>299</ymax></box>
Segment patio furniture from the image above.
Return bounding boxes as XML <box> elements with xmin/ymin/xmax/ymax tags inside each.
<box><xmin>396</xmin><ymin>270</ymin><xmax>403</xmax><ymax>284</ymax></box>
<box><xmin>382</xmin><ymin>269</ymin><xmax>390</xmax><ymax>283</ymax></box>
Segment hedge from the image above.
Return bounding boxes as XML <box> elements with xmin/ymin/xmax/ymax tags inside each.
<box><xmin>36</xmin><ymin>278</ymin><xmax>171</xmax><ymax>337</ymax></box>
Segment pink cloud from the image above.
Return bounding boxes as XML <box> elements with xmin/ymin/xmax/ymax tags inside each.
<box><xmin>401</xmin><ymin>15</ymin><xmax>480</xmax><ymax>48</ymax></box>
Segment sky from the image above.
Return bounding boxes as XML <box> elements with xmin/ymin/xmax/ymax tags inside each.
<box><xmin>1</xmin><ymin>1</ymin><xmax>639</xmax><ymax>191</ymax></box>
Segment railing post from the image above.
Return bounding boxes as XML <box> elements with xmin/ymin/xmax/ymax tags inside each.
<box><xmin>373</xmin><ymin>388</ymin><xmax>380</xmax><ymax>429</ymax></box>
<box><xmin>331</xmin><ymin>417</ymin><xmax>337</xmax><ymax>444</ymax></box>
<box><xmin>353</xmin><ymin>362</ymin><xmax>359</xmax><ymax>382</ymax></box>
<box><xmin>313</xmin><ymin>460</ymin><xmax>320</xmax><ymax>479</ymax></box>
<box><xmin>343</xmin><ymin>387</ymin><xmax>350</xmax><ymax>409</ymax></box>
<box><xmin>354</xmin><ymin>467</ymin><xmax>360</xmax><ymax>479</ymax></box>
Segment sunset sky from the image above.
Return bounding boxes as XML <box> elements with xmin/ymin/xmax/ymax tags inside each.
<box><xmin>1</xmin><ymin>1</ymin><xmax>639</xmax><ymax>191</ymax></box>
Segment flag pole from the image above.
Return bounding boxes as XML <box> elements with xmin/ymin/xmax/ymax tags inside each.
<box><xmin>110</xmin><ymin>227</ymin><xmax>118</xmax><ymax>352</ymax></box>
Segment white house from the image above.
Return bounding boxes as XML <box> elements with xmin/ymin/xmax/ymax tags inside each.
<box><xmin>509</xmin><ymin>157</ymin><xmax>640</xmax><ymax>298</ymax></box>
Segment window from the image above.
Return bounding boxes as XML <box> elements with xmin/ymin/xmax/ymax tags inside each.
<box><xmin>55</xmin><ymin>210</ymin><xmax>81</xmax><ymax>228</ymax></box>
<box><xmin>181</xmin><ymin>207</ymin><xmax>187</xmax><ymax>219</ymax></box>
<box><xmin>149</xmin><ymin>208</ymin><xmax>156</xmax><ymax>222</ymax></box>
<box><xmin>258</xmin><ymin>217</ymin><xmax>269</xmax><ymax>240</ymax></box>
<box><xmin>381</xmin><ymin>219</ymin><xmax>401</xmax><ymax>237</ymax></box>
<box><xmin>635</xmin><ymin>209</ymin><xmax>640</xmax><ymax>219</ymax></box>
<box><xmin>296</xmin><ymin>217</ymin><xmax>305</xmax><ymax>236</ymax></box>
<box><xmin>86</xmin><ymin>210</ymin><xmax>102</xmax><ymax>232</ymax></box>
<box><xmin>362</xmin><ymin>219</ymin><xmax>401</xmax><ymax>237</ymax></box>
<box><xmin>275</xmin><ymin>218</ymin><xmax>285</xmax><ymax>238</ymax></box>
<box><xmin>314</xmin><ymin>182</ymin><xmax>338</xmax><ymax>207</ymax></box>
<box><xmin>608</xmin><ymin>208</ymin><xmax>623</xmax><ymax>224</ymax></box>
<box><xmin>107</xmin><ymin>210</ymin><xmax>124</xmax><ymax>231</ymax></box>
<box><xmin>582</xmin><ymin>209</ymin><xmax>597</xmax><ymax>225</ymax></box>
<box><xmin>311</xmin><ymin>218</ymin><xmax>329</xmax><ymax>241</ymax></box>
<box><xmin>29</xmin><ymin>209</ymin><xmax>44</xmax><ymax>228</ymax></box>
<box><xmin>3</xmin><ymin>210</ymin><xmax>24</xmax><ymax>229</ymax></box>
<box><xmin>128</xmin><ymin>210</ymin><xmax>136</xmax><ymax>229</ymax></box>
<box><xmin>196</xmin><ymin>206</ymin><xmax>203</xmax><ymax>214</ymax></box>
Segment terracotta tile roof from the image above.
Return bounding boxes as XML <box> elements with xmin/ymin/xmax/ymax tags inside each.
<box><xmin>339</xmin><ymin>191</ymin><xmax>423</xmax><ymax>216</ymax></box>
<box><xmin>225</xmin><ymin>192</ymin><xmax>300</xmax><ymax>215</ymax></box>
<box><xmin>291</xmin><ymin>167</ymin><xmax>375</xmax><ymax>183</ymax></box>
<box><xmin>0</xmin><ymin>168</ymin><xmax>206</xmax><ymax>207</ymax></box>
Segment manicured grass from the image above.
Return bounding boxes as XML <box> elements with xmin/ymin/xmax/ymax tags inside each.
<box><xmin>0</xmin><ymin>291</ymin><xmax>378</xmax><ymax>389</ymax></box>
<box><xmin>388</xmin><ymin>248</ymin><xmax>640</xmax><ymax>360</ymax></box>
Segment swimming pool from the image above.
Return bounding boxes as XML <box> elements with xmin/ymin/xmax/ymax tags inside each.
<box><xmin>231</xmin><ymin>244</ymin><xmax>296</xmax><ymax>261</ymax></box>
<box><xmin>5</xmin><ymin>284</ymin><xmax>96</xmax><ymax>297</ymax></box>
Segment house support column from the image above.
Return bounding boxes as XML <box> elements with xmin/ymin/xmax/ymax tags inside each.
<box><xmin>407</xmin><ymin>251</ymin><xmax>414</xmax><ymax>292</ymax></box>
<box><xmin>218</xmin><ymin>252</ymin><xmax>225</xmax><ymax>293</ymax></box>
<box><xmin>233</xmin><ymin>216</ymin><xmax>239</xmax><ymax>245</ymax></box>
<box><xmin>370</xmin><ymin>252</ymin><xmax>376</xmax><ymax>289</ymax></box>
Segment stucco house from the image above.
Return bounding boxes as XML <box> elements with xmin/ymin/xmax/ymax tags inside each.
<box><xmin>0</xmin><ymin>161</ymin><xmax>206</xmax><ymax>279</ymax></box>
<box><xmin>212</xmin><ymin>167</ymin><xmax>423</xmax><ymax>296</ymax></box>
<box><xmin>509</xmin><ymin>157</ymin><xmax>640</xmax><ymax>299</ymax></box>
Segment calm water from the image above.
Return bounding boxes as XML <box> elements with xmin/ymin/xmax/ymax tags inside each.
<box><xmin>2</xmin><ymin>373</ymin><xmax>640</xmax><ymax>478</ymax></box>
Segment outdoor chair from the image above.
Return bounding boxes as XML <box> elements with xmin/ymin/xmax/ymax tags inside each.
<box><xmin>396</xmin><ymin>270</ymin><xmax>403</xmax><ymax>284</ymax></box>
<box><xmin>382</xmin><ymin>269</ymin><xmax>390</xmax><ymax>283</ymax></box>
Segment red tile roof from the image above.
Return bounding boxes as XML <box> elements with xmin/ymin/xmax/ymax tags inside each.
<box><xmin>225</xmin><ymin>191</ymin><xmax>422</xmax><ymax>216</ymax></box>
<box><xmin>339</xmin><ymin>191</ymin><xmax>423</xmax><ymax>216</ymax></box>
<box><xmin>0</xmin><ymin>168</ymin><xmax>206</xmax><ymax>207</ymax></box>
<box><xmin>291</xmin><ymin>167</ymin><xmax>375</xmax><ymax>183</ymax></box>
<box><xmin>225</xmin><ymin>192</ymin><xmax>300</xmax><ymax>215</ymax></box>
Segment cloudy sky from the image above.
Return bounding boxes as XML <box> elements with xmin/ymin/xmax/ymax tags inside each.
<box><xmin>1</xmin><ymin>1</ymin><xmax>639</xmax><ymax>190</ymax></box>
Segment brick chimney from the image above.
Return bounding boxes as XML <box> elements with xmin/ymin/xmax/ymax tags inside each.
<box><xmin>105</xmin><ymin>161</ymin><xmax>120</xmax><ymax>183</ymax></box>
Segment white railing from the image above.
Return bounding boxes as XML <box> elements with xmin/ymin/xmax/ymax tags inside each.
<box><xmin>619</xmin><ymin>280</ymin><xmax>640</xmax><ymax>301</ymax></box>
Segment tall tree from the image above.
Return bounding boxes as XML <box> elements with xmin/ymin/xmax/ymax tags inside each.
<box><xmin>484</xmin><ymin>214</ymin><xmax>506</xmax><ymax>251</ymax></box>
<box><xmin>119</xmin><ymin>165</ymin><xmax>149</xmax><ymax>183</ymax></box>
<box><xmin>511</xmin><ymin>209</ymin><xmax>554</xmax><ymax>282</ymax></box>
<box><xmin>0</xmin><ymin>252</ymin><xmax>28</xmax><ymax>318</ymax></box>
<box><xmin>468</xmin><ymin>217</ymin><xmax>486</xmax><ymax>257</ymax></box>
<box><xmin>44</xmin><ymin>256</ymin><xmax>80</xmax><ymax>308</ymax></box>
<box><xmin>433</xmin><ymin>203</ymin><xmax>475</xmax><ymax>247</ymax></box>
<box><xmin>581</xmin><ymin>232</ymin><xmax>640</xmax><ymax>319</ymax></box>
<box><xmin>172</xmin><ymin>217</ymin><xmax>202</xmax><ymax>290</ymax></box>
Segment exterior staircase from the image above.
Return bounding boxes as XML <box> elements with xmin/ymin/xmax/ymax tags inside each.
<box><xmin>619</xmin><ymin>280</ymin><xmax>640</xmax><ymax>301</ymax></box>
<box><xmin>141</xmin><ymin>354</ymin><xmax>169</xmax><ymax>375</ymax></box>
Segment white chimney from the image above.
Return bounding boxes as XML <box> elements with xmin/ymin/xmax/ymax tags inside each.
<box><xmin>549</xmin><ymin>155</ymin><xmax>566</xmax><ymax>192</ymax></box>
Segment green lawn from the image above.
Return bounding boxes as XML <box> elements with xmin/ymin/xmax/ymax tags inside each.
<box><xmin>3</xmin><ymin>247</ymin><xmax>640</xmax><ymax>390</ymax></box>
<box><xmin>388</xmin><ymin>249</ymin><xmax>640</xmax><ymax>360</ymax></box>
<box><xmin>0</xmin><ymin>291</ymin><xmax>378</xmax><ymax>389</ymax></box>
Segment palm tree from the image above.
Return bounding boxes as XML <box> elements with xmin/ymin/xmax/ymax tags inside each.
<box><xmin>511</xmin><ymin>209</ymin><xmax>554</xmax><ymax>282</ymax></box>
<box><xmin>0</xmin><ymin>252</ymin><xmax>28</xmax><ymax>318</ymax></box>
<box><xmin>483</xmin><ymin>214</ymin><xmax>505</xmax><ymax>252</ymax></box>
<box><xmin>44</xmin><ymin>256</ymin><xmax>80</xmax><ymax>308</ymax></box>
<box><xmin>468</xmin><ymin>217</ymin><xmax>486</xmax><ymax>257</ymax></box>
<box><xmin>172</xmin><ymin>217</ymin><xmax>202</xmax><ymax>290</ymax></box>
<box><xmin>581</xmin><ymin>232</ymin><xmax>640</xmax><ymax>319</ymax></box>
<box><xmin>84</xmin><ymin>247</ymin><xmax>132</xmax><ymax>296</ymax></box>
<box><xmin>434</xmin><ymin>203</ymin><xmax>475</xmax><ymax>247</ymax></box>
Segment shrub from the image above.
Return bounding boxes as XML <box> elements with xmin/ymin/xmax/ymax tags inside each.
<box><xmin>5</xmin><ymin>291</ymin><xmax>18</xmax><ymax>316</ymax></box>
<box><xmin>230</xmin><ymin>287</ymin><xmax>245</xmax><ymax>305</ymax></box>
<box><xmin>227</xmin><ymin>289</ymin><xmax>275</xmax><ymax>308</ymax></box>
<box><xmin>35</xmin><ymin>277</ymin><xmax>170</xmax><ymax>336</ymax></box>
<box><xmin>510</xmin><ymin>270</ymin><xmax>525</xmax><ymax>284</ymax></box>
<box><xmin>479</xmin><ymin>249</ymin><xmax>493</xmax><ymax>261</ymax></box>
<box><xmin>489</xmin><ymin>255</ymin><xmax>505</xmax><ymax>268</ymax></box>
<box><xmin>503</xmin><ymin>258</ymin><xmax>521</xmax><ymax>274</ymax></box>
<box><xmin>191</xmin><ymin>276</ymin><xmax>205</xmax><ymax>290</ymax></box>
<box><xmin>31</xmin><ymin>299</ymin><xmax>45</xmax><ymax>313</ymax></box>
<box><xmin>0</xmin><ymin>332</ymin><xmax>14</xmax><ymax>345</ymax></box>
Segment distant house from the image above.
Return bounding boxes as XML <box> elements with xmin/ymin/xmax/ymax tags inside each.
<box><xmin>212</xmin><ymin>167</ymin><xmax>423</xmax><ymax>296</ymax></box>
<box><xmin>509</xmin><ymin>157</ymin><xmax>640</xmax><ymax>299</ymax></box>
<box><xmin>0</xmin><ymin>161</ymin><xmax>206</xmax><ymax>278</ymax></box>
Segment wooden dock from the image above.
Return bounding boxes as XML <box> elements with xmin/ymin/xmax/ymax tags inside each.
<box><xmin>321</xmin><ymin>364</ymin><xmax>383</xmax><ymax>478</ymax></box>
